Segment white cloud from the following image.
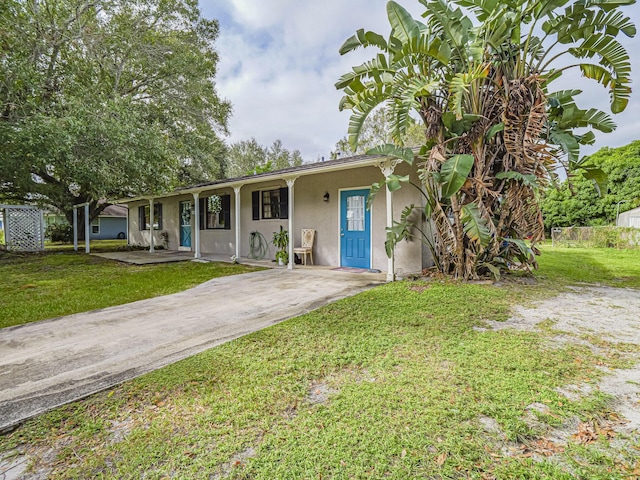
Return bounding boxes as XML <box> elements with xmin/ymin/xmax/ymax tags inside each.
<box><xmin>201</xmin><ymin>0</ymin><xmax>640</xmax><ymax>162</ymax></box>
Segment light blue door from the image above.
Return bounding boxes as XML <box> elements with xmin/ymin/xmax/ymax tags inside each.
<box><xmin>179</xmin><ymin>201</ymin><xmax>191</xmax><ymax>248</ymax></box>
<box><xmin>340</xmin><ymin>189</ymin><xmax>371</xmax><ymax>268</ymax></box>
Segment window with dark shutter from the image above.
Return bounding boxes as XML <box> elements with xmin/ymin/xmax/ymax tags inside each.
<box><xmin>200</xmin><ymin>194</ymin><xmax>231</xmax><ymax>229</ymax></box>
<box><xmin>155</xmin><ymin>203</ymin><xmax>163</xmax><ymax>230</ymax></box>
<box><xmin>199</xmin><ymin>198</ymin><xmax>205</xmax><ymax>230</ymax></box>
<box><xmin>222</xmin><ymin>194</ymin><xmax>231</xmax><ymax>229</ymax></box>
<box><xmin>139</xmin><ymin>203</ymin><xmax>162</xmax><ymax>230</ymax></box>
<box><xmin>253</xmin><ymin>188</ymin><xmax>289</xmax><ymax>219</ymax></box>
<box><xmin>138</xmin><ymin>206</ymin><xmax>146</xmax><ymax>230</ymax></box>
<box><xmin>252</xmin><ymin>191</ymin><xmax>260</xmax><ymax>220</ymax></box>
<box><xmin>279</xmin><ymin>187</ymin><xmax>289</xmax><ymax>220</ymax></box>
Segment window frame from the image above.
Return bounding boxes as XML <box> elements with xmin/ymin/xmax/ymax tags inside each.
<box><xmin>138</xmin><ymin>203</ymin><xmax>163</xmax><ymax>231</ymax></box>
<box><xmin>91</xmin><ymin>218</ymin><xmax>100</xmax><ymax>234</ymax></box>
<box><xmin>252</xmin><ymin>187</ymin><xmax>288</xmax><ymax>220</ymax></box>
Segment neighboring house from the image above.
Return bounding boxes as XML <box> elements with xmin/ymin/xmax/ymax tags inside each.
<box><xmin>617</xmin><ymin>205</ymin><xmax>640</xmax><ymax>228</ymax></box>
<box><xmin>123</xmin><ymin>154</ymin><xmax>433</xmax><ymax>280</ymax></box>
<box><xmin>46</xmin><ymin>204</ymin><xmax>128</xmax><ymax>240</ymax></box>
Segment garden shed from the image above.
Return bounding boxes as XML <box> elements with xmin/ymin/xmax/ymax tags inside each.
<box><xmin>617</xmin><ymin>205</ymin><xmax>640</xmax><ymax>228</ymax></box>
<box><xmin>0</xmin><ymin>204</ymin><xmax>45</xmax><ymax>252</ymax></box>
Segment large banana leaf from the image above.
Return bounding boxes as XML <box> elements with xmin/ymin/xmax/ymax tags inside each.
<box><xmin>569</xmin><ymin>35</ymin><xmax>632</xmax><ymax>113</ymax></box>
<box><xmin>394</xmin><ymin>34</ymin><xmax>452</xmax><ymax>65</ymax></box>
<box><xmin>339</xmin><ymin>29</ymin><xmax>389</xmax><ymax>55</ymax></box>
<box><xmin>422</xmin><ymin>0</ymin><xmax>473</xmax><ymax>49</ymax></box>
<box><xmin>544</xmin><ymin>6</ymin><xmax>636</xmax><ymax>42</ymax></box>
<box><xmin>387</xmin><ymin>1</ymin><xmax>421</xmax><ymax>44</ymax></box>
<box><xmin>579</xmin><ymin>63</ymin><xmax>631</xmax><ymax>113</ymax></box>
<box><xmin>335</xmin><ymin>54</ymin><xmax>393</xmax><ymax>90</ymax></box>
<box><xmin>448</xmin><ymin>65</ymin><xmax>489</xmax><ymax>119</ymax></box>
<box><xmin>435</xmin><ymin>154</ymin><xmax>474</xmax><ymax>198</ymax></box>
<box><xmin>461</xmin><ymin>202</ymin><xmax>491</xmax><ymax>246</ymax></box>
<box><xmin>345</xmin><ymin>84</ymin><xmax>392</xmax><ymax>149</ymax></box>
<box><xmin>365</xmin><ymin>144</ymin><xmax>415</xmax><ymax>165</ymax></box>
<box><xmin>455</xmin><ymin>0</ymin><xmax>501</xmax><ymax>22</ymax></box>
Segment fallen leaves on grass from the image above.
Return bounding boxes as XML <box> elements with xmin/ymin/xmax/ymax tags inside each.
<box><xmin>572</xmin><ymin>420</ymin><xmax>617</xmax><ymax>445</ymax></box>
<box><xmin>520</xmin><ymin>439</ymin><xmax>565</xmax><ymax>457</ymax></box>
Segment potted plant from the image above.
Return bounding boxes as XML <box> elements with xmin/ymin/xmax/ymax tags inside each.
<box><xmin>272</xmin><ymin>226</ymin><xmax>289</xmax><ymax>266</ymax></box>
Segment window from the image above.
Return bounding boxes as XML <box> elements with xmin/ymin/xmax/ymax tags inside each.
<box><xmin>199</xmin><ymin>194</ymin><xmax>231</xmax><ymax>230</ymax></box>
<box><xmin>138</xmin><ymin>203</ymin><xmax>163</xmax><ymax>230</ymax></box>
<box><xmin>252</xmin><ymin>188</ymin><xmax>288</xmax><ymax>220</ymax></box>
<box><xmin>91</xmin><ymin>218</ymin><xmax>100</xmax><ymax>234</ymax></box>
<box><xmin>346</xmin><ymin>195</ymin><xmax>365</xmax><ymax>231</ymax></box>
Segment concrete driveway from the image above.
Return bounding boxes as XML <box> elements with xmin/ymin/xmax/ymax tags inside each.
<box><xmin>0</xmin><ymin>269</ymin><xmax>383</xmax><ymax>431</ymax></box>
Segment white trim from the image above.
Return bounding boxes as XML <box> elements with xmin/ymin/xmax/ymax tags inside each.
<box><xmin>148</xmin><ymin>198</ymin><xmax>155</xmax><ymax>253</ymax></box>
<box><xmin>286</xmin><ymin>178</ymin><xmax>297</xmax><ymax>270</ymax></box>
<box><xmin>234</xmin><ymin>186</ymin><xmax>241</xmax><ymax>260</ymax></box>
<box><xmin>112</xmin><ymin>157</ymin><xmax>390</xmax><ymax>204</ymax></box>
<box><xmin>193</xmin><ymin>192</ymin><xmax>201</xmax><ymax>259</ymax></box>
<box><xmin>338</xmin><ymin>186</ymin><xmax>374</xmax><ymax>270</ymax></box>
<box><xmin>84</xmin><ymin>204</ymin><xmax>90</xmax><ymax>254</ymax></box>
<box><xmin>73</xmin><ymin>207</ymin><xmax>78</xmax><ymax>251</ymax></box>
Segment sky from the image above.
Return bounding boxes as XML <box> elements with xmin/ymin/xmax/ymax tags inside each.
<box><xmin>199</xmin><ymin>0</ymin><xmax>640</xmax><ymax>163</ymax></box>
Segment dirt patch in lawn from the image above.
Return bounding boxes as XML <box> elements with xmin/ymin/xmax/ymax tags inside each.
<box><xmin>480</xmin><ymin>285</ymin><xmax>640</xmax><ymax>455</ymax></box>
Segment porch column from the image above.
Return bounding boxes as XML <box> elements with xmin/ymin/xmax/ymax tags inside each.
<box><xmin>286</xmin><ymin>177</ymin><xmax>297</xmax><ymax>270</ymax></box>
<box><xmin>84</xmin><ymin>203</ymin><xmax>90</xmax><ymax>254</ymax></box>
<box><xmin>193</xmin><ymin>192</ymin><xmax>201</xmax><ymax>259</ymax></box>
<box><xmin>73</xmin><ymin>206</ymin><xmax>78</xmax><ymax>252</ymax></box>
<box><xmin>380</xmin><ymin>160</ymin><xmax>400</xmax><ymax>282</ymax></box>
<box><xmin>149</xmin><ymin>198</ymin><xmax>155</xmax><ymax>253</ymax></box>
<box><xmin>234</xmin><ymin>186</ymin><xmax>241</xmax><ymax>260</ymax></box>
<box><xmin>125</xmin><ymin>205</ymin><xmax>129</xmax><ymax>245</ymax></box>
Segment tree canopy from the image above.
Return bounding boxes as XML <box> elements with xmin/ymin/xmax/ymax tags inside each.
<box><xmin>541</xmin><ymin>140</ymin><xmax>640</xmax><ymax>229</ymax></box>
<box><xmin>331</xmin><ymin>108</ymin><xmax>425</xmax><ymax>158</ymax></box>
<box><xmin>337</xmin><ymin>0</ymin><xmax>635</xmax><ymax>279</ymax></box>
<box><xmin>0</xmin><ymin>0</ymin><xmax>230</xmax><ymax>223</ymax></box>
<box><xmin>225</xmin><ymin>138</ymin><xmax>304</xmax><ymax>178</ymax></box>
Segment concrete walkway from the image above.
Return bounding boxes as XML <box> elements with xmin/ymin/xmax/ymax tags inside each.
<box><xmin>0</xmin><ymin>269</ymin><xmax>383</xmax><ymax>431</ymax></box>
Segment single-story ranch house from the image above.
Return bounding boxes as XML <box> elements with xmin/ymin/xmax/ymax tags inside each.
<box><xmin>121</xmin><ymin>153</ymin><xmax>433</xmax><ymax>281</ymax></box>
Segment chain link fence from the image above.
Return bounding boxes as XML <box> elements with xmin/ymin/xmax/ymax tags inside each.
<box><xmin>551</xmin><ymin>226</ymin><xmax>640</xmax><ymax>249</ymax></box>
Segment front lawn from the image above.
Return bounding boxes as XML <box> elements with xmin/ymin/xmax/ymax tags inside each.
<box><xmin>0</xmin><ymin>251</ymin><xmax>262</xmax><ymax>329</ymax></box>
<box><xmin>1</xmin><ymin>247</ymin><xmax>638</xmax><ymax>478</ymax></box>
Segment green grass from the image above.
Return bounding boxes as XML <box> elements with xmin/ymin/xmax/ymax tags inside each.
<box><xmin>1</xmin><ymin>247</ymin><xmax>638</xmax><ymax>478</ymax></box>
<box><xmin>45</xmin><ymin>239</ymin><xmax>130</xmax><ymax>252</ymax></box>
<box><xmin>536</xmin><ymin>245</ymin><xmax>640</xmax><ymax>289</ymax></box>
<box><xmin>0</xmin><ymin>250</ymin><xmax>262</xmax><ymax>329</ymax></box>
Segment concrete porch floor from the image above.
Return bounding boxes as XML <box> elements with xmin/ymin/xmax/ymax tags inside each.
<box><xmin>91</xmin><ymin>250</ymin><xmax>386</xmax><ymax>280</ymax></box>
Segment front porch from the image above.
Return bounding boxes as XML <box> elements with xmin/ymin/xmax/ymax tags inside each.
<box><xmin>91</xmin><ymin>250</ymin><xmax>386</xmax><ymax>281</ymax></box>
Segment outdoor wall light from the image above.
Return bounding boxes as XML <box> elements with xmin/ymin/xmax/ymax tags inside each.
<box><xmin>323</xmin><ymin>191</ymin><xmax>330</xmax><ymax>202</ymax></box>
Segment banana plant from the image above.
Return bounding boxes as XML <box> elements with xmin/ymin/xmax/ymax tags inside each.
<box><xmin>337</xmin><ymin>0</ymin><xmax>635</xmax><ymax>279</ymax></box>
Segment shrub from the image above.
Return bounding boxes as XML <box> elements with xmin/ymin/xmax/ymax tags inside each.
<box><xmin>46</xmin><ymin>223</ymin><xmax>73</xmax><ymax>243</ymax></box>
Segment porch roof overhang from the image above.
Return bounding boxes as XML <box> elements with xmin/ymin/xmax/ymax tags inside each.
<box><xmin>111</xmin><ymin>153</ymin><xmax>394</xmax><ymax>204</ymax></box>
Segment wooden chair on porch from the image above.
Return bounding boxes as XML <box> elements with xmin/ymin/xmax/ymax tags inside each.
<box><xmin>293</xmin><ymin>229</ymin><xmax>315</xmax><ymax>265</ymax></box>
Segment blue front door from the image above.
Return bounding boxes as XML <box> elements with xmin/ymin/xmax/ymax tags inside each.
<box><xmin>179</xmin><ymin>201</ymin><xmax>192</xmax><ymax>248</ymax></box>
<box><xmin>340</xmin><ymin>189</ymin><xmax>371</xmax><ymax>268</ymax></box>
